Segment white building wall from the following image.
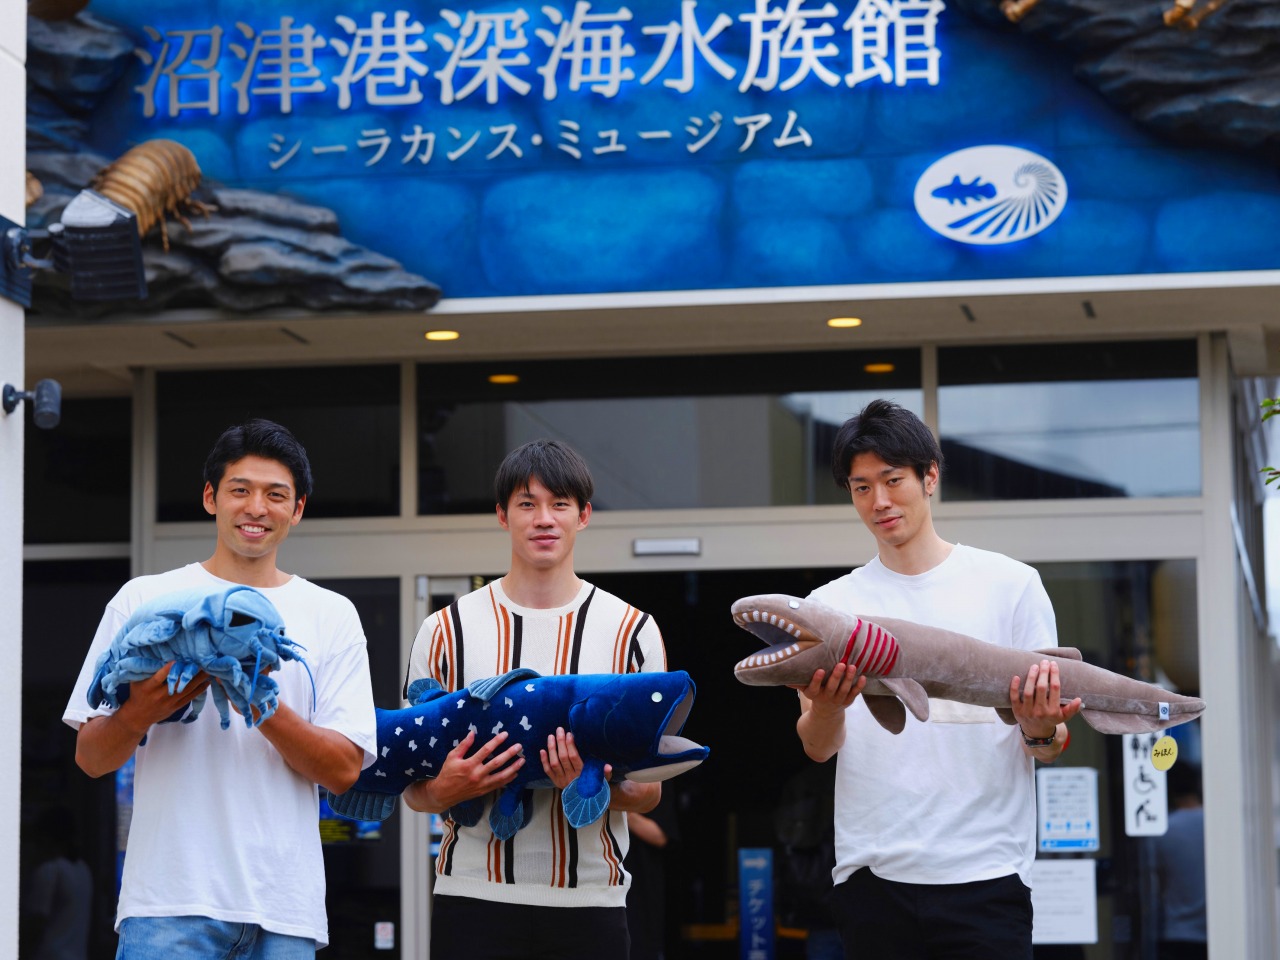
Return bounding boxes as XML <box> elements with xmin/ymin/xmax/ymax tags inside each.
<box><xmin>0</xmin><ymin>6</ymin><xmax>27</xmax><ymax>956</ymax></box>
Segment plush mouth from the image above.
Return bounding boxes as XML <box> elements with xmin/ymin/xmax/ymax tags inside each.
<box><xmin>658</xmin><ymin>681</ymin><xmax>695</xmax><ymax>755</ymax></box>
<box><xmin>628</xmin><ymin>680</ymin><xmax>708</xmax><ymax>782</ymax></box>
<box><xmin>731</xmin><ymin>607</ymin><xmax>821</xmax><ymax>670</ymax></box>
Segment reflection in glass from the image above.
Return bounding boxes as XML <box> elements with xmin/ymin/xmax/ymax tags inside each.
<box><xmin>25</xmin><ymin>396</ymin><xmax>132</xmax><ymax>544</ymax></box>
<box><xmin>1035</xmin><ymin>558</ymin><xmax>1200</xmax><ymax>960</ymax></box>
<box><xmin>939</xmin><ymin>341</ymin><xmax>1199</xmax><ymax>500</ymax></box>
<box><xmin>156</xmin><ymin>366</ymin><xmax>401</xmax><ymax>521</ymax></box>
<box><xmin>417</xmin><ymin>352</ymin><xmax>922</xmax><ymax>513</ymax></box>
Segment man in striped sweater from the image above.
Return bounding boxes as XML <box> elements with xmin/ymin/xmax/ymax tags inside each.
<box><xmin>404</xmin><ymin>439</ymin><xmax>666</xmax><ymax>960</ymax></box>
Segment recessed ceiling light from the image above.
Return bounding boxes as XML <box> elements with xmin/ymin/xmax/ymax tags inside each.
<box><xmin>424</xmin><ymin>330</ymin><xmax>460</xmax><ymax>341</ymax></box>
<box><xmin>488</xmin><ymin>374</ymin><xmax>520</xmax><ymax>384</ymax></box>
<box><xmin>827</xmin><ymin>317</ymin><xmax>862</xmax><ymax>328</ymax></box>
<box><xmin>864</xmin><ymin>362</ymin><xmax>895</xmax><ymax>374</ymax></box>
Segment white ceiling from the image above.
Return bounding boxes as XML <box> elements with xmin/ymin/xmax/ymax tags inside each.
<box><xmin>24</xmin><ymin>273</ymin><xmax>1280</xmax><ymax>396</ymax></box>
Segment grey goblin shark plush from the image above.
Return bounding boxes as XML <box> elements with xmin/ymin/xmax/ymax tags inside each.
<box><xmin>731</xmin><ymin>594</ymin><xmax>1204</xmax><ymax>735</ymax></box>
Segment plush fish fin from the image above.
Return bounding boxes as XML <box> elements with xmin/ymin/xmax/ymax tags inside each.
<box><xmin>468</xmin><ymin>668</ymin><xmax>543</xmax><ymax>704</ymax></box>
<box><xmin>1034</xmin><ymin>647</ymin><xmax>1083</xmax><ymax>661</ymax></box>
<box><xmin>995</xmin><ymin>707</ymin><xmax>1019</xmax><ymax>726</ymax></box>
<box><xmin>862</xmin><ymin>695</ymin><xmax>907</xmax><ymax>734</ymax></box>
<box><xmin>327</xmin><ymin>789</ymin><xmax>398</xmax><ymax>823</ymax></box>
<box><xmin>407</xmin><ymin>677</ymin><xmax>446</xmax><ymax>704</ymax></box>
<box><xmin>879</xmin><ymin>678</ymin><xmax>930</xmax><ymax>722</ymax></box>
<box><xmin>561</xmin><ymin>761</ymin><xmax>610</xmax><ymax>828</ymax></box>
<box><xmin>447</xmin><ymin>797</ymin><xmax>485</xmax><ymax>828</ymax></box>
<box><xmin>489</xmin><ymin>786</ymin><xmax>534</xmax><ymax>840</ymax></box>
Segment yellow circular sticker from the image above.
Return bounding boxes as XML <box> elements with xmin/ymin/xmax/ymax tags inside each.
<box><xmin>1151</xmin><ymin>735</ymin><xmax>1178</xmax><ymax>771</ymax></box>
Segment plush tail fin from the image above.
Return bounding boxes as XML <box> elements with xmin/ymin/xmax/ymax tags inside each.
<box><xmin>327</xmin><ymin>789</ymin><xmax>398</xmax><ymax>822</ymax></box>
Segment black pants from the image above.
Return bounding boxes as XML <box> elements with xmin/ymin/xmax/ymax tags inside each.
<box><xmin>430</xmin><ymin>894</ymin><xmax>630</xmax><ymax>960</ymax></box>
<box><xmin>831</xmin><ymin>868</ymin><xmax>1033</xmax><ymax>960</ymax></box>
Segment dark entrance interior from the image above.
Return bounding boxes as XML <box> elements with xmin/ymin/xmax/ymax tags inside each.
<box><xmin>587</xmin><ymin>566</ymin><xmax>847</xmax><ymax>959</ymax></box>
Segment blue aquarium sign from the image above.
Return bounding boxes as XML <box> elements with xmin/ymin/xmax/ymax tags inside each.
<box><xmin>133</xmin><ymin>0</ymin><xmax>946</xmax><ymax>120</ymax></box>
<box><xmin>78</xmin><ymin>0</ymin><xmax>1280</xmax><ymax>298</ymax></box>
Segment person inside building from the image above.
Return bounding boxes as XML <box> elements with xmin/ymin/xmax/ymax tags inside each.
<box><xmin>1152</xmin><ymin>762</ymin><xmax>1206</xmax><ymax>960</ymax></box>
<box><xmin>794</xmin><ymin>399</ymin><xmax>1080</xmax><ymax>960</ymax></box>
<box><xmin>62</xmin><ymin>419</ymin><xmax>377</xmax><ymax>959</ymax></box>
<box><xmin>403</xmin><ymin>438</ymin><xmax>665</xmax><ymax>960</ymax></box>
<box><xmin>625</xmin><ymin>790</ymin><xmax>680</xmax><ymax>960</ymax></box>
<box><xmin>22</xmin><ymin>806</ymin><xmax>92</xmax><ymax>960</ymax></box>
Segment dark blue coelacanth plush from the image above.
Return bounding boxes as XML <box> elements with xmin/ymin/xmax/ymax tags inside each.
<box><xmin>328</xmin><ymin>669</ymin><xmax>709</xmax><ymax>839</ymax></box>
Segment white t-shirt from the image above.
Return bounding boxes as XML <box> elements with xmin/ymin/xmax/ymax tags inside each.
<box><xmin>808</xmin><ymin>544</ymin><xmax>1056</xmax><ymax>887</ymax></box>
<box><xmin>62</xmin><ymin>563</ymin><xmax>377</xmax><ymax>947</ymax></box>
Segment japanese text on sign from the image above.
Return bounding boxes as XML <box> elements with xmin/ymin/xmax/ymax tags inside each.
<box><xmin>134</xmin><ymin>0</ymin><xmax>946</xmax><ymax>118</ymax></box>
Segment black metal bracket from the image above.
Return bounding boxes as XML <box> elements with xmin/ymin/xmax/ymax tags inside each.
<box><xmin>0</xmin><ymin>214</ymin><xmax>33</xmax><ymax>308</ymax></box>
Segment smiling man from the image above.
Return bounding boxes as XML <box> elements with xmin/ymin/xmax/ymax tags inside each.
<box><xmin>403</xmin><ymin>438</ymin><xmax>665</xmax><ymax>960</ymax></box>
<box><xmin>63</xmin><ymin>419</ymin><xmax>376</xmax><ymax>960</ymax></box>
<box><xmin>794</xmin><ymin>399</ymin><xmax>1080</xmax><ymax>960</ymax></box>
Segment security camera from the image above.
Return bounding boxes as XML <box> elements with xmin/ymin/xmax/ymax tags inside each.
<box><xmin>2</xmin><ymin>379</ymin><xmax>62</xmax><ymax>429</ymax></box>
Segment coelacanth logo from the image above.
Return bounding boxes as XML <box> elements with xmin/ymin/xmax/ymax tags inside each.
<box><xmin>914</xmin><ymin>145</ymin><xmax>1068</xmax><ymax>245</ymax></box>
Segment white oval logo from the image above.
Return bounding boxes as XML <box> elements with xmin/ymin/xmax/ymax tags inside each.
<box><xmin>914</xmin><ymin>145</ymin><xmax>1068</xmax><ymax>245</ymax></box>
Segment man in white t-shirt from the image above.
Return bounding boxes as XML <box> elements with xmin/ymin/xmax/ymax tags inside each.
<box><xmin>63</xmin><ymin>419</ymin><xmax>377</xmax><ymax>959</ymax></box>
<box><xmin>795</xmin><ymin>399</ymin><xmax>1081</xmax><ymax>960</ymax></box>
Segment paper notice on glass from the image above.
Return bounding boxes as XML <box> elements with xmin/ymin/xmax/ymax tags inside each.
<box><xmin>1031</xmin><ymin>859</ymin><xmax>1098</xmax><ymax>944</ymax></box>
<box><xmin>1037</xmin><ymin>766</ymin><xmax>1100</xmax><ymax>852</ymax></box>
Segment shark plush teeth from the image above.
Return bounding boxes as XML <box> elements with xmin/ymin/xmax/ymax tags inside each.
<box><xmin>328</xmin><ymin>668</ymin><xmax>709</xmax><ymax>838</ymax></box>
<box><xmin>731</xmin><ymin>594</ymin><xmax>1205</xmax><ymax>735</ymax></box>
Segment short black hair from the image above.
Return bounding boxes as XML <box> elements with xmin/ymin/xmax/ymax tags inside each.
<box><xmin>203</xmin><ymin>419</ymin><xmax>314</xmax><ymax>500</ymax></box>
<box><xmin>494</xmin><ymin>439</ymin><xmax>593</xmax><ymax>510</ymax></box>
<box><xmin>831</xmin><ymin>399</ymin><xmax>943</xmax><ymax>490</ymax></box>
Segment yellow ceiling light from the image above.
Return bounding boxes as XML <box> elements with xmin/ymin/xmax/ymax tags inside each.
<box><xmin>488</xmin><ymin>374</ymin><xmax>520</xmax><ymax>384</ymax></box>
<box><xmin>424</xmin><ymin>329</ymin><xmax>460</xmax><ymax>341</ymax></box>
<box><xmin>864</xmin><ymin>362</ymin><xmax>896</xmax><ymax>374</ymax></box>
<box><xmin>827</xmin><ymin>317</ymin><xmax>862</xmax><ymax>328</ymax></box>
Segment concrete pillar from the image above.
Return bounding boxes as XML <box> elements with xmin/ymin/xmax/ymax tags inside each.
<box><xmin>0</xmin><ymin>6</ymin><xmax>27</xmax><ymax>956</ymax></box>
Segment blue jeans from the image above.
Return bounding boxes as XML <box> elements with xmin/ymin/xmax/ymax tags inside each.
<box><xmin>117</xmin><ymin>916</ymin><xmax>316</xmax><ymax>960</ymax></box>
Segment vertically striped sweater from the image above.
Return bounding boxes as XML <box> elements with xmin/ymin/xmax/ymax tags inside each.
<box><xmin>405</xmin><ymin>578</ymin><xmax>666</xmax><ymax>907</ymax></box>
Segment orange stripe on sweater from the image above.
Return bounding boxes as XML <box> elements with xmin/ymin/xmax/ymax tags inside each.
<box><xmin>488</xmin><ymin>834</ymin><xmax>502</xmax><ymax>883</ymax></box>
<box><xmin>556</xmin><ymin>613</ymin><xmax>573</xmax><ymax>676</ymax></box>
<box><xmin>599</xmin><ymin>819</ymin><xmax>620</xmax><ymax>885</ymax></box>
<box><xmin>429</xmin><ymin>619</ymin><xmax>447</xmax><ymax>685</ymax></box>
<box><xmin>488</xmin><ymin>585</ymin><xmax>510</xmax><ymax>675</ymax></box>
<box><xmin>616</xmin><ymin>607</ymin><xmax>640</xmax><ymax>674</ymax></box>
<box><xmin>439</xmin><ymin>612</ymin><xmax>459</xmax><ymax>691</ymax></box>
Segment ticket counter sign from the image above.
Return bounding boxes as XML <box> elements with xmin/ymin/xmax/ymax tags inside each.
<box><xmin>738</xmin><ymin>847</ymin><xmax>775</xmax><ymax>960</ymax></box>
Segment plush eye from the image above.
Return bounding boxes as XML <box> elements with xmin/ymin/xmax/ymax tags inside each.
<box><xmin>788</xmin><ymin>600</ymin><xmax>800</xmax><ymax>609</ymax></box>
<box><xmin>651</xmin><ymin>692</ymin><xmax>663</xmax><ymax>703</ymax></box>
